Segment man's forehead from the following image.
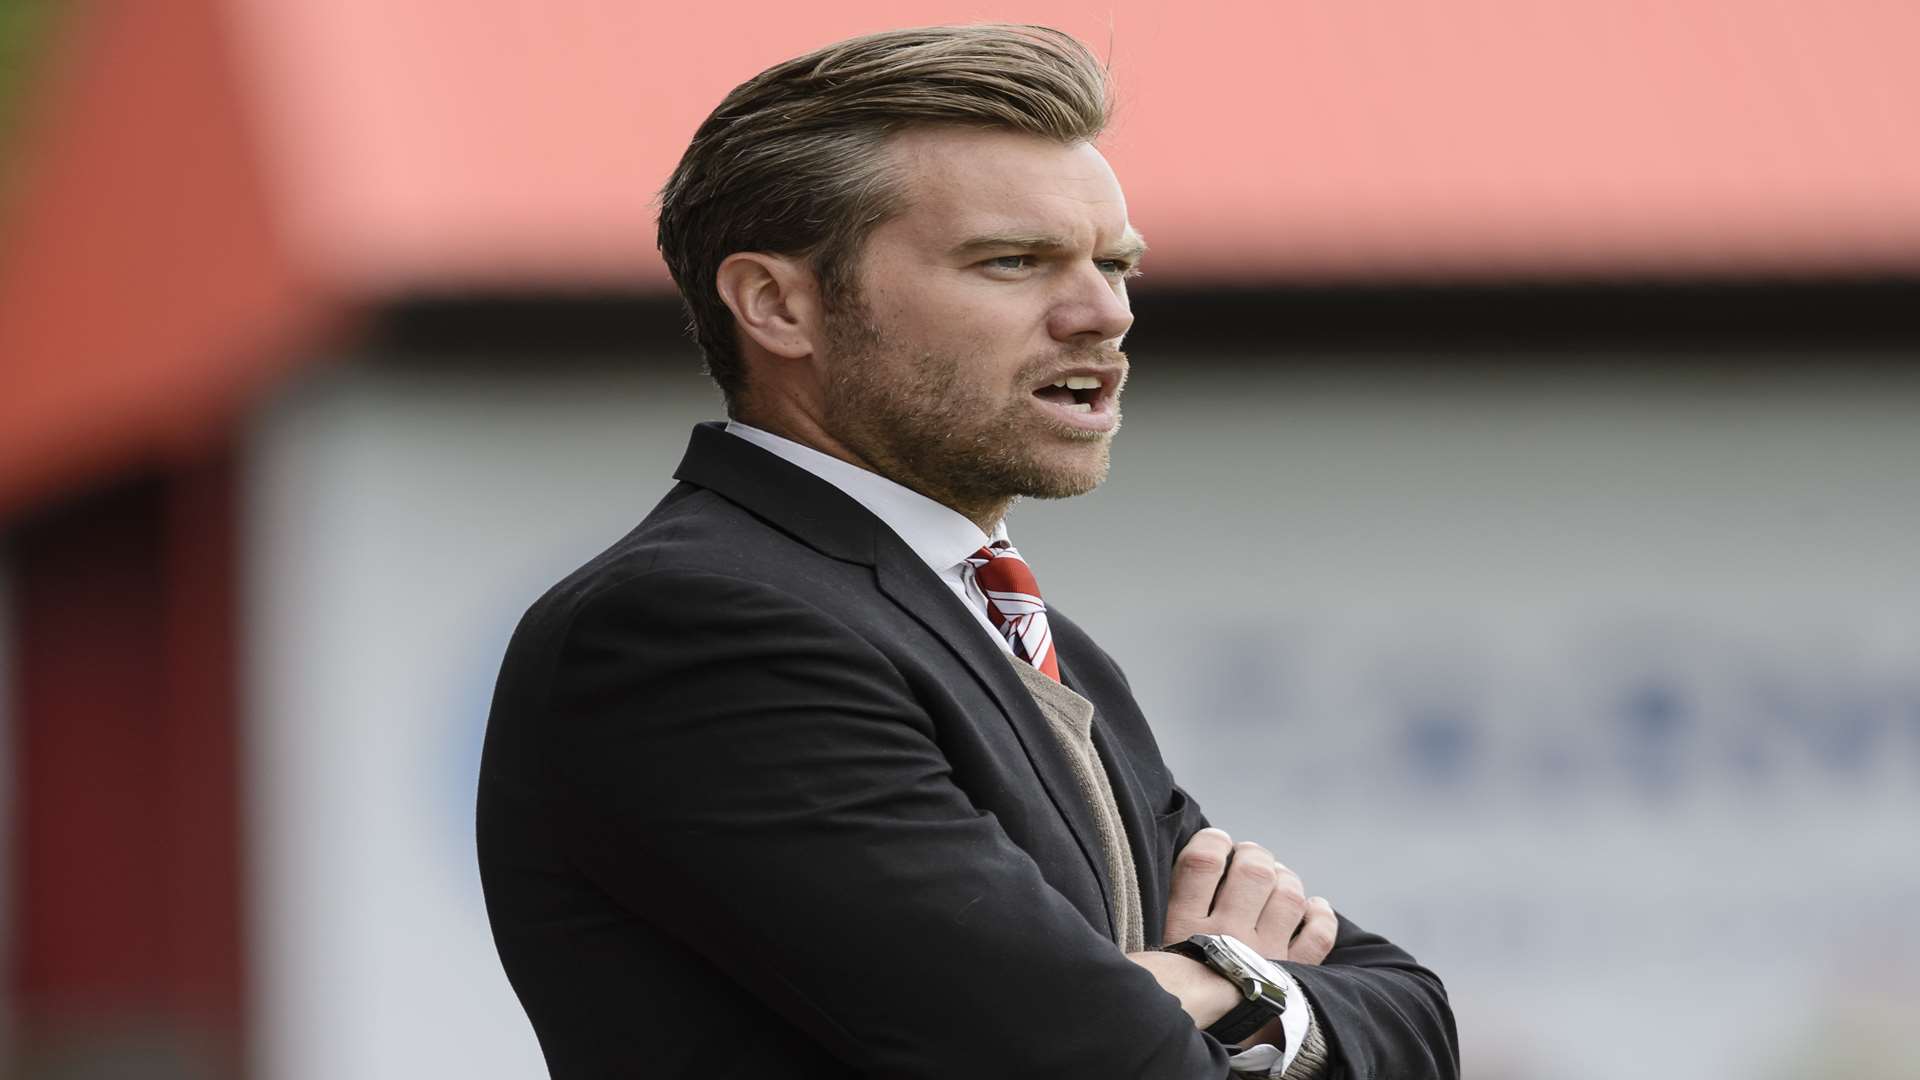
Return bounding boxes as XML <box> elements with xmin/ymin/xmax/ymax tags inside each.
<box><xmin>886</xmin><ymin>128</ymin><xmax>1135</xmax><ymax>248</ymax></box>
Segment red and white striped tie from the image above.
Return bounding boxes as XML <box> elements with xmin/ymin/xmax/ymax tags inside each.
<box><xmin>965</xmin><ymin>542</ymin><xmax>1060</xmax><ymax>682</ymax></box>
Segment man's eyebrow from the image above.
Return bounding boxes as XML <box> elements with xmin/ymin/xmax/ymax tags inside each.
<box><xmin>947</xmin><ymin>228</ymin><xmax>1149</xmax><ymax>262</ymax></box>
<box><xmin>947</xmin><ymin>232</ymin><xmax>1074</xmax><ymax>257</ymax></box>
<box><xmin>1105</xmin><ymin>229</ymin><xmax>1148</xmax><ymax>263</ymax></box>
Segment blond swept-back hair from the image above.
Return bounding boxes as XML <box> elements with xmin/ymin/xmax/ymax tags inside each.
<box><xmin>655</xmin><ymin>24</ymin><xmax>1111</xmax><ymax>413</ymax></box>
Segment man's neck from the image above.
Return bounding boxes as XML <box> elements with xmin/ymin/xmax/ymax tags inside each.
<box><xmin>733</xmin><ymin>410</ymin><xmax>1010</xmax><ymax>532</ymax></box>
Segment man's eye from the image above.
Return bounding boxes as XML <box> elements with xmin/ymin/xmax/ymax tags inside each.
<box><xmin>985</xmin><ymin>255</ymin><xmax>1036</xmax><ymax>271</ymax></box>
<box><xmin>1097</xmin><ymin>259</ymin><xmax>1137</xmax><ymax>277</ymax></box>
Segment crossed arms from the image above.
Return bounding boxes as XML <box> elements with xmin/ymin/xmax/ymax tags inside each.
<box><xmin>1132</xmin><ymin>828</ymin><xmax>1340</xmax><ymax>1050</ymax></box>
<box><xmin>530</xmin><ymin>569</ymin><xmax>1458</xmax><ymax>1077</ymax></box>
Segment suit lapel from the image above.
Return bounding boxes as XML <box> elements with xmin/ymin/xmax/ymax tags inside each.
<box><xmin>673</xmin><ymin>423</ymin><xmax>1115</xmax><ymax>930</ymax></box>
<box><xmin>874</xmin><ymin>540</ymin><xmax>1115</xmax><ymax>932</ymax></box>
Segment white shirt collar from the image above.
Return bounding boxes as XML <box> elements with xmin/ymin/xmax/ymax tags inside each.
<box><xmin>724</xmin><ymin>421</ymin><xmax>1009</xmax><ymax>573</ymax></box>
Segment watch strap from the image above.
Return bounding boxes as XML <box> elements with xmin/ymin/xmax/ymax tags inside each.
<box><xmin>1208</xmin><ymin>995</ymin><xmax>1279</xmax><ymax>1046</ymax></box>
<box><xmin>1162</xmin><ymin>937</ymin><xmax>1209</xmax><ymax>965</ymax></box>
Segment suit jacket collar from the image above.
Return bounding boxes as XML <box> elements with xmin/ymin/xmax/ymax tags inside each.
<box><xmin>723</xmin><ymin>420</ymin><xmax>1002</xmax><ymax>574</ymax></box>
<box><xmin>671</xmin><ymin>422</ymin><xmax>1121</xmax><ymax>937</ymax></box>
<box><xmin>672</xmin><ymin>421</ymin><xmax>879</xmax><ymax>565</ymax></box>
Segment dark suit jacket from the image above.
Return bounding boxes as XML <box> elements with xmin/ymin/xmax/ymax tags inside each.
<box><xmin>478</xmin><ymin>422</ymin><xmax>1458</xmax><ymax>1078</ymax></box>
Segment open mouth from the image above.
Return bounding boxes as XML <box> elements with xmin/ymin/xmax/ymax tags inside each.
<box><xmin>1033</xmin><ymin>374</ymin><xmax>1104</xmax><ymax>414</ymax></box>
<box><xmin>1030</xmin><ymin>371</ymin><xmax>1119</xmax><ymax>431</ymax></box>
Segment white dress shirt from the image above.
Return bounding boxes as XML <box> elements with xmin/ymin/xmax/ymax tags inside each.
<box><xmin>723</xmin><ymin>421</ymin><xmax>1313</xmax><ymax>1078</ymax></box>
<box><xmin>725</xmin><ymin>421</ymin><xmax>1014</xmax><ymax>654</ymax></box>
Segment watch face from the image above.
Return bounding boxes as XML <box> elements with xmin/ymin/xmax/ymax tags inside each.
<box><xmin>1212</xmin><ymin>935</ymin><xmax>1289</xmax><ymax>1013</ymax></box>
<box><xmin>1218</xmin><ymin>934</ymin><xmax>1283</xmax><ymax>981</ymax></box>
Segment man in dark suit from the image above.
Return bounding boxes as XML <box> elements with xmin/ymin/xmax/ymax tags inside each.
<box><xmin>478</xmin><ymin>24</ymin><xmax>1456</xmax><ymax>1079</ymax></box>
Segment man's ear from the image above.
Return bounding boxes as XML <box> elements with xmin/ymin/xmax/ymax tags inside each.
<box><xmin>714</xmin><ymin>252</ymin><xmax>823</xmax><ymax>361</ymax></box>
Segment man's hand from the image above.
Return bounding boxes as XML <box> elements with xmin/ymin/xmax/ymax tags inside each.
<box><xmin>1125</xmin><ymin>949</ymin><xmax>1244</xmax><ymax>1030</ymax></box>
<box><xmin>1163</xmin><ymin>828</ymin><xmax>1338</xmax><ymax>964</ymax></box>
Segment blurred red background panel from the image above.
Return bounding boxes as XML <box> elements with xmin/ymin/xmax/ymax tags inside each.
<box><xmin>5</xmin><ymin>0</ymin><xmax>1920</xmax><ymax>510</ymax></box>
<box><xmin>0</xmin><ymin>0</ymin><xmax>339</xmax><ymax>516</ymax></box>
<box><xmin>224</xmin><ymin>0</ymin><xmax>1920</xmax><ymax>290</ymax></box>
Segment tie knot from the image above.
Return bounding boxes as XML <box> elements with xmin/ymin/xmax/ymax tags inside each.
<box><xmin>965</xmin><ymin>543</ymin><xmax>1059</xmax><ymax>681</ymax></box>
<box><xmin>968</xmin><ymin>543</ymin><xmax>1043</xmax><ymax>597</ymax></box>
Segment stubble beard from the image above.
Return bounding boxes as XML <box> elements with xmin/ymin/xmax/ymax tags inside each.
<box><xmin>820</xmin><ymin>300</ymin><xmax>1126</xmax><ymax>523</ymax></box>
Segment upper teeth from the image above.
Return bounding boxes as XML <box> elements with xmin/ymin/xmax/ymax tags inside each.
<box><xmin>1053</xmin><ymin>376</ymin><xmax>1102</xmax><ymax>390</ymax></box>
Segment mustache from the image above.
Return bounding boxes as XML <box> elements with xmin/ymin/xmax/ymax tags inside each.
<box><xmin>1024</xmin><ymin>343</ymin><xmax>1130</xmax><ymax>379</ymax></box>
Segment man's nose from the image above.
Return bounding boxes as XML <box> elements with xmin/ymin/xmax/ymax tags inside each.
<box><xmin>1047</xmin><ymin>266</ymin><xmax>1134</xmax><ymax>345</ymax></box>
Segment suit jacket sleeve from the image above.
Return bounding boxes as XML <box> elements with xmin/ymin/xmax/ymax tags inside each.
<box><xmin>538</xmin><ymin>569</ymin><xmax>1236</xmax><ymax>1078</ymax></box>
<box><xmin>1168</xmin><ymin>803</ymin><xmax>1460</xmax><ymax>1080</ymax></box>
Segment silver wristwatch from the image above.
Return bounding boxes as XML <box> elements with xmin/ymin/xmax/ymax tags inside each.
<box><xmin>1164</xmin><ymin>933</ymin><xmax>1292</xmax><ymax>1046</ymax></box>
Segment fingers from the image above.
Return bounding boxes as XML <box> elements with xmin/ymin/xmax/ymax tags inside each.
<box><xmin>1210</xmin><ymin>841</ymin><xmax>1280</xmax><ymax>933</ymax></box>
<box><xmin>1286</xmin><ymin>896</ymin><xmax>1338</xmax><ymax>965</ymax></box>
<box><xmin>1164</xmin><ymin>828</ymin><xmax>1232</xmax><ymax>944</ymax></box>
<box><xmin>1249</xmin><ymin>861</ymin><xmax>1307</xmax><ymax>957</ymax></box>
<box><xmin>1165</xmin><ymin>831</ymin><xmax>1332</xmax><ymax>966</ymax></box>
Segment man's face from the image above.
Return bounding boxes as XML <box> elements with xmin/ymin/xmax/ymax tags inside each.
<box><xmin>819</xmin><ymin>127</ymin><xmax>1141</xmax><ymax>520</ymax></box>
